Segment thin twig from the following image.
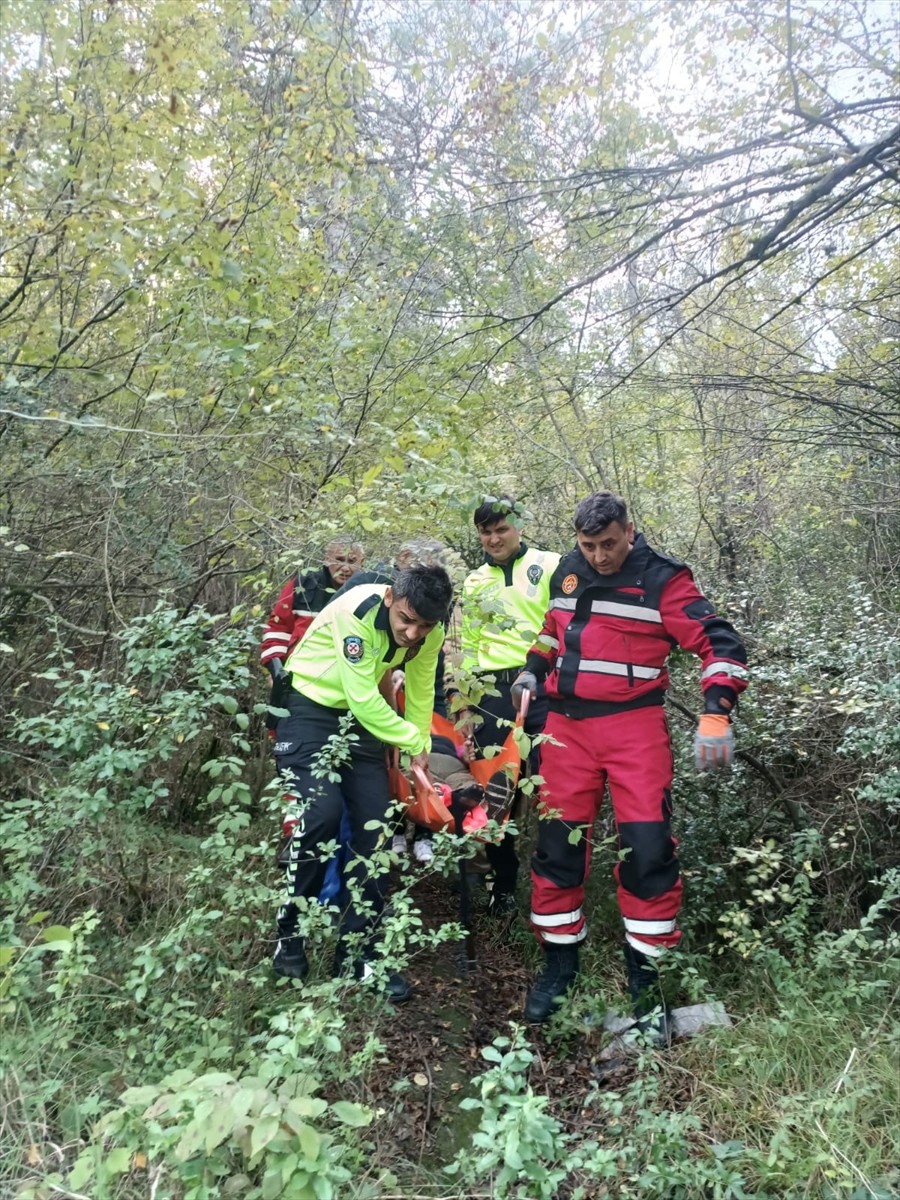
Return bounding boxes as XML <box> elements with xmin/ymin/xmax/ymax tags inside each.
<box><xmin>16</xmin><ymin>591</ymin><xmax>106</xmax><ymax>637</ymax></box>
<box><xmin>102</xmin><ymin>492</ymin><xmax>126</xmax><ymax>629</ymax></box>
<box><xmin>46</xmin><ymin>1185</ymin><xmax>92</xmax><ymax>1200</ymax></box>
<box><xmin>814</xmin><ymin>1118</ymin><xmax>877</xmax><ymax>1196</ymax></box>
<box><xmin>417</xmin><ymin>1047</ymin><xmax>434</xmax><ymax>1165</ymax></box>
<box><xmin>833</xmin><ymin>1046</ymin><xmax>857</xmax><ymax>1092</ymax></box>
<box><xmin>148</xmin><ymin>1162</ymin><xmax>164</xmax><ymax>1200</ymax></box>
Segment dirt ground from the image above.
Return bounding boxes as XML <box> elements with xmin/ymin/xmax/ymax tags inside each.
<box><xmin>358</xmin><ymin>868</ymin><xmax>636</xmax><ymax>1173</ymax></box>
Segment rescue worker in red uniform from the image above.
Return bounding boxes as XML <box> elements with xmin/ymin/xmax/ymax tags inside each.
<box><xmin>259</xmin><ymin>535</ymin><xmax>365</xmax><ymax>681</ymax></box>
<box><xmin>514</xmin><ymin>492</ymin><xmax>748</xmax><ymax>1040</ymax></box>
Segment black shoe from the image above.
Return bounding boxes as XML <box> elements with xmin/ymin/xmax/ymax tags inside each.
<box><xmin>333</xmin><ymin>953</ymin><xmax>412</xmax><ymax>1004</ymax></box>
<box><xmin>488</xmin><ymin>890</ymin><xmax>518</xmax><ymax>919</ymax></box>
<box><xmin>382</xmin><ymin>970</ymin><xmax>412</xmax><ymax>1003</ymax></box>
<box><xmin>273</xmin><ymin>935</ymin><xmax>308</xmax><ymax>980</ymax></box>
<box><xmin>524</xmin><ymin>944</ymin><xmax>580</xmax><ymax>1023</ymax></box>
<box><xmin>633</xmin><ymin>1006</ymin><xmax>672</xmax><ymax>1048</ymax></box>
<box><xmin>624</xmin><ymin>943</ymin><xmax>671</xmax><ymax>1047</ymax></box>
<box><xmin>451</xmin><ymin>783</ymin><xmax>485</xmax><ymax>807</ymax></box>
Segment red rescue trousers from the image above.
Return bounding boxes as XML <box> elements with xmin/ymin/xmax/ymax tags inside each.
<box><xmin>530</xmin><ymin>704</ymin><xmax>682</xmax><ymax>958</ymax></box>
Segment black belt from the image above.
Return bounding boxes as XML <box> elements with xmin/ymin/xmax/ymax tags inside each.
<box><xmin>289</xmin><ymin>690</ymin><xmax>349</xmax><ymax>718</ymax></box>
<box><xmin>476</xmin><ymin>666</ymin><xmax>527</xmax><ymax>685</ymax></box>
<box><xmin>548</xmin><ymin>690</ymin><xmax>665</xmax><ymax>719</ymax></box>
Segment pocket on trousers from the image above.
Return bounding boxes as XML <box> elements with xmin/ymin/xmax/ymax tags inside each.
<box><xmin>661</xmin><ymin>787</ymin><xmax>673</xmax><ymax>821</ymax></box>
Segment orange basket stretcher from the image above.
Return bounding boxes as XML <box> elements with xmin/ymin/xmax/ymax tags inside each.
<box><xmin>387</xmin><ymin>692</ymin><xmax>531</xmax><ymax>969</ymax></box>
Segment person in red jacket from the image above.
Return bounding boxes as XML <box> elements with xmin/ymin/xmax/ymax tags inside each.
<box><xmin>260</xmin><ymin>535</ymin><xmax>365</xmax><ymax>678</ymax></box>
<box><xmin>513</xmin><ymin>492</ymin><xmax>748</xmax><ymax>1042</ymax></box>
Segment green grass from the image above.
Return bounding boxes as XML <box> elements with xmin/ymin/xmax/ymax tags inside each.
<box><xmin>672</xmin><ymin>955</ymin><xmax>900</xmax><ymax>1198</ymax></box>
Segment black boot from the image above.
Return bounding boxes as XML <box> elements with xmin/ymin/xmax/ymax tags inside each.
<box><xmin>333</xmin><ymin>948</ymin><xmax>411</xmax><ymax>1004</ymax></box>
<box><xmin>273</xmin><ymin>934</ymin><xmax>309</xmax><ymax>980</ymax></box>
<box><xmin>524</xmin><ymin>944</ymin><xmax>580</xmax><ymax>1023</ymax></box>
<box><xmin>624</xmin><ymin>943</ymin><xmax>671</xmax><ymax>1047</ymax></box>
<box><xmin>488</xmin><ymin>889</ymin><xmax>518</xmax><ymax>919</ymax></box>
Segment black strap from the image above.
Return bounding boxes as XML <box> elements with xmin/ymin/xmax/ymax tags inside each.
<box><xmin>548</xmin><ymin>690</ymin><xmax>665</xmax><ymax>719</ymax></box>
<box><xmin>475</xmin><ymin>666</ymin><xmax>526</xmax><ymax>685</ymax></box>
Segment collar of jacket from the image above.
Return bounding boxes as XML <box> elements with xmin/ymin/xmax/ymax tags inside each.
<box><xmin>298</xmin><ymin>565</ymin><xmax>333</xmax><ymax>590</ymax></box>
<box><xmin>374</xmin><ymin>597</ymin><xmax>402</xmax><ymax>658</ymax></box>
<box><xmin>483</xmin><ymin>540</ymin><xmax>529</xmax><ymax>567</ymax></box>
<box><xmin>571</xmin><ymin>532</ymin><xmax>650</xmax><ymax>587</ymax></box>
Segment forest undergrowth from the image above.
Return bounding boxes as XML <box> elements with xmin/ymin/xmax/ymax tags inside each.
<box><xmin>2</xmin><ymin>589</ymin><xmax>898</xmax><ymax>1200</ymax></box>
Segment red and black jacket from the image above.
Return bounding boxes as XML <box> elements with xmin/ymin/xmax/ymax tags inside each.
<box><xmin>525</xmin><ymin>535</ymin><xmax>748</xmax><ymax>717</ymax></box>
<box><xmin>259</xmin><ymin>566</ymin><xmax>337</xmax><ymax>670</ymax></box>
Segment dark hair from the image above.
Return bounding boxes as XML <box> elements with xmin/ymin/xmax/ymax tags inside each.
<box><xmin>473</xmin><ymin>494</ymin><xmax>521</xmax><ymax>529</ymax></box>
<box><xmin>573</xmin><ymin>492</ymin><xmax>629</xmax><ymax>535</ymax></box>
<box><xmin>392</xmin><ymin>563</ymin><xmax>453</xmax><ymax>625</ymax></box>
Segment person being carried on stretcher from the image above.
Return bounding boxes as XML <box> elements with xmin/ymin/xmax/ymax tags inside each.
<box><xmin>391</xmin><ymin>667</ymin><xmax>521</xmax><ymax>840</ymax></box>
<box><xmin>426</xmin><ymin>731</ymin><xmax>514</xmax><ymax>825</ymax></box>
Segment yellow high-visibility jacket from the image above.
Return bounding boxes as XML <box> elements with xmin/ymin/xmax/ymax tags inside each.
<box><xmin>460</xmin><ymin>545</ymin><xmax>560</xmax><ymax>673</ymax></box>
<box><xmin>284</xmin><ymin>583</ymin><xmax>441</xmax><ymax>754</ymax></box>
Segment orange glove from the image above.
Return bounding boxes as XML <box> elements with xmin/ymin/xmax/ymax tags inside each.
<box><xmin>693</xmin><ymin>713</ymin><xmax>734</xmax><ymax>772</ymax></box>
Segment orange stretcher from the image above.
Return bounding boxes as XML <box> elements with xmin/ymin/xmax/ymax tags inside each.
<box><xmin>386</xmin><ymin>759</ymin><xmax>485</xmax><ymax>835</ymax></box>
<box><xmin>387</xmin><ymin>691</ymin><xmax>531</xmax><ymax>970</ymax></box>
<box><xmin>388</xmin><ymin>692</ymin><xmax>531</xmax><ymax>837</ymax></box>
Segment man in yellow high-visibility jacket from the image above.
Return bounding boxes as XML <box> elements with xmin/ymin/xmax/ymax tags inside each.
<box><xmin>273</xmin><ymin>563</ymin><xmax>453</xmax><ymax>1001</ymax></box>
<box><xmin>456</xmin><ymin>496</ymin><xmax>560</xmax><ymax>915</ymax></box>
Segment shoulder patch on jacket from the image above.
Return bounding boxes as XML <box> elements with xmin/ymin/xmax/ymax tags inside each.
<box><xmin>684</xmin><ymin>597</ymin><xmax>717</xmax><ymax>621</ymax></box>
<box><xmin>549</xmin><ymin>548</ymin><xmax>583</xmax><ymax>587</ymax></box>
<box><xmin>343</xmin><ymin>635</ymin><xmax>365</xmax><ymax>662</ymax></box>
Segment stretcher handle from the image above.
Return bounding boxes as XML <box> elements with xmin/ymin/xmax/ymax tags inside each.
<box><xmin>411</xmin><ymin>763</ymin><xmax>435</xmax><ymax>792</ymax></box>
<box><xmin>517</xmin><ymin>688</ymin><xmax>531</xmax><ymax>724</ymax></box>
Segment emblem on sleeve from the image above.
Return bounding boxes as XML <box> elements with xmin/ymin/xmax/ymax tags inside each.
<box><xmin>343</xmin><ymin>636</ymin><xmax>365</xmax><ymax>662</ymax></box>
<box><xmin>526</xmin><ymin>564</ymin><xmax>543</xmax><ymax>585</ymax></box>
<box><xmin>561</xmin><ymin>574</ymin><xmax>579</xmax><ymax>595</ymax></box>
